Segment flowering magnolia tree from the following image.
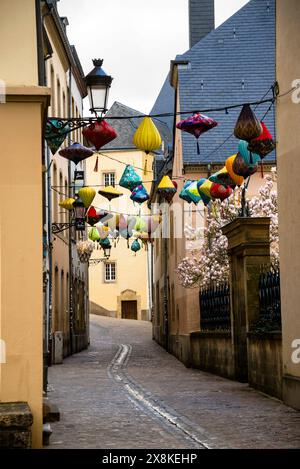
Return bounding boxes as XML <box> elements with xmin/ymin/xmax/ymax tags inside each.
<box><xmin>177</xmin><ymin>170</ymin><xmax>278</xmax><ymax>289</ymax></box>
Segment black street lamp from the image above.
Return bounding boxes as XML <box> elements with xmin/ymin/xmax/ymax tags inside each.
<box><xmin>85</xmin><ymin>59</ymin><xmax>113</xmax><ymax>115</ymax></box>
<box><xmin>99</xmin><ymin>237</ymin><xmax>112</xmax><ymax>259</ymax></box>
<box><xmin>73</xmin><ymin>197</ymin><xmax>86</xmax><ymax>231</ymax></box>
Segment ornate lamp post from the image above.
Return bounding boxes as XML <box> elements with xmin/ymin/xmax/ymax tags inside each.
<box><xmin>73</xmin><ymin>197</ymin><xmax>86</xmax><ymax>231</ymax></box>
<box><xmin>85</xmin><ymin>59</ymin><xmax>113</xmax><ymax>115</ymax></box>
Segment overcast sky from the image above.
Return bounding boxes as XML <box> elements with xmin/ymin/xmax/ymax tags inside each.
<box><xmin>57</xmin><ymin>0</ymin><xmax>249</xmax><ymax>114</ymax></box>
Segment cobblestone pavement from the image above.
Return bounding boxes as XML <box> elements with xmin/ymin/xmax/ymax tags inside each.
<box><xmin>47</xmin><ymin>315</ymin><xmax>300</xmax><ymax>449</ymax></box>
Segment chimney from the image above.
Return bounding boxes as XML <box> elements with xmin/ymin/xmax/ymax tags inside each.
<box><xmin>189</xmin><ymin>0</ymin><xmax>215</xmax><ymax>48</ymax></box>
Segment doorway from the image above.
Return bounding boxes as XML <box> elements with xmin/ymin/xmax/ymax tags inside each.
<box><xmin>121</xmin><ymin>300</ymin><xmax>137</xmax><ymax>320</ymax></box>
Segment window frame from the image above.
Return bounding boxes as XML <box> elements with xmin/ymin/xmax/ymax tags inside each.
<box><xmin>103</xmin><ymin>171</ymin><xmax>116</xmax><ymax>188</ymax></box>
<box><xmin>104</xmin><ymin>262</ymin><xmax>117</xmax><ymax>283</ymax></box>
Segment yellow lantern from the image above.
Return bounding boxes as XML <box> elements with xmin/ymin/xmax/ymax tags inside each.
<box><xmin>59</xmin><ymin>198</ymin><xmax>75</xmax><ymax>211</ymax></box>
<box><xmin>78</xmin><ymin>187</ymin><xmax>96</xmax><ymax>208</ymax></box>
<box><xmin>225</xmin><ymin>155</ymin><xmax>244</xmax><ymax>186</ymax></box>
<box><xmin>132</xmin><ymin>117</ymin><xmax>162</xmax><ymax>154</ymax></box>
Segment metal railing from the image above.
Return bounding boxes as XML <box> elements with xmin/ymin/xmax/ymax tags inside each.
<box><xmin>199</xmin><ymin>282</ymin><xmax>231</xmax><ymax>331</ymax></box>
<box><xmin>258</xmin><ymin>264</ymin><xmax>281</xmax><ymax>328</ymax></box>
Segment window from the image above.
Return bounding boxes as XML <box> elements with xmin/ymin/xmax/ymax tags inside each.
<box><xmin>50</xmin><ymin>65</ymin><xmax>55</xmax><ymax>115</ymax></box>
<box><xmin>103</xmin><ymin>172</ymin><xmax>115</xmax><ymax>187</ymax></box>
<box><xmin>53</xmin><ymin>164</ymin><xmax>58</xmax><ymax>222</ymax></box>
<box><xmin>57</xmin><ymin>78</ymin><xmax>61</xmax><ymax>117</ymax></box>
<box><xmin>59</xmin><ymin>172</ymin><xmax>63</xmax><ymax>223</ymax></box>
<box><xmin>105</xmin><ymin>262</ymin><xmax>116</xmax><ymax>282</ymax></box>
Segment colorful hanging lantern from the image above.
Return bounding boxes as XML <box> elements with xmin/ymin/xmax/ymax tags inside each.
<box><xmin>78</xmin><ymin>187</ymin><xmax>96</xmax><ymax>208</ymax></box>
<box><xmin>87</xmin><ymin>206</ymin><xmax>100</xmax><ymax>226</ymax></box>
<box><xmin>197</xmin><ymin>178</ymin><xmax>213</xmax><ymax>205</ymax></box>
<box><xmin>232</xmin><ymin>153</ymin><xmax>258</xmax><ymax>178</ymax></box>
<box><xmin>132</xmin><ymin>117</ymin><xmax>162</xmax><ymax>154</ymax></box>
<box><xmin>131</xmin><ymin>239</ymin><xmax>141</xmax><ymax>253</ymax></box>
<box><xmin>97</xmin><ymin>224</ymin><xmax>110</xmax><ymax>240</ymax></box>
<box><xmin>234</xmin><ymin>104</ymin><xmax>262</xmax><ymax>142</ymax></box>
<box><xmin>59</xmin><ymin>198</ymin><xmax>75</xmax><ymax>211</ymax></box>
<box><xmin>144</xmin><ymin>215</ymin><xmax>161</xmax><ymax>239</ymax></box>
<box><xmin>179</xmin><ymin>180</ymin><xmax>193</xmax><ymax>204</ymax></box>
<box><xmin>209</xmin><ymin>167</ymin><xmax>235</xmax><ymax>187</ymax></box>
<box><xmin>225</xmin><ymin>155</ymin><xmax>244</xmax><ymax>186</ymax></box>
<box><xmin>157</xmin><ymin>175</ymin><xmax>177</xmax><ymax>203</ymax></box>
<box><xmin>134</xmin><ymin>216</ymin><xmax>147</xmax><ymax>233</ymax></box>
<box><xmin>89</xmin><ymin>227</ymin><xmax>101</xmax><ymax>242</ymax></box>
<box><xmin>45</xmin><ymin>119</ymin><xmax>70</xmax><ymax>155</ymax></box>
<box><xmin>247</xmin><ymin>122</ymin><xmax>276</xmax><ymax>158</ymax></box>
<box><xmin>82</xmin><ymin>119</ymin><xmax>117</xmax><ymax>151</ymax></box>
<box><xmin>119</xmin><ymin>215</ymin><xmax>136</xmax><ymax>240</ymax></box>
<box><xmin>130</xmin><ymin>184</ymin><xmax>149</xmax><ymax>204</ymax></box>
<box><xmin>119</xmin><ymin>165</ymin><xmax>142</xmax><ymax>191</ymax></box>
<box><xmin>59</xmin><ymin>142</ymin><xmax>94</xmax><ymax>166</ymax></box>
<box><xmin>176</xmin><ymin>113</ymin><xmax>218</xmax><ymax>154</ymax></box>
<box><xmin>186</xmin><ymin>181</ymin><xmax>202</xmax><ymax>205</ymax></box>
<box><xmin>210</xmin><ymin>183</ymin><xmax>233</xmax><ymax>201</ymax></box>
<box><xmin>238</xmin><ymin>140</ymin><xmax>261</xmax><ymax>165</ymax></box>
<box><xmin>99</xmin><ymin>237</ymin><xmax>112</xmax><ymax>258</ymax></box>
<box><xmin>104</xmin><ymin>214</ymin><xmax>120</xmax><ymax>232</ymax></box>
<box><xmin>98</xmin><ymin>186</ymin><xmax>123</xmax><ymax>202</ymax></box>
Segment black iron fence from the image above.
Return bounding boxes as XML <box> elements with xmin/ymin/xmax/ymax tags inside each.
<box><xmin>258</xmin><ymin>264</ymin><xmax>281</xmax><ymax>328</ymax></box>
<box><xmin>199</xmin><ymin>283</ymin><xmax>231</xmax><ymax>331</ymax></box>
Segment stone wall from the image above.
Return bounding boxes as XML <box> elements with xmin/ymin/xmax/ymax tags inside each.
<box><xmin>247</xmin><ymin>332</ymin><xmax>282</xmax><ymax>400</ymax></box>
<box><xmin>190</xmin><ymin>331</ymin><xmax>235</xmax><ymax>379</ymax></box>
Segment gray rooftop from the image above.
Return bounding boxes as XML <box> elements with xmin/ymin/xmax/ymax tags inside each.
<box><xmin>177</xmin><ymin>0</ymin><xmax>276</xmax><ymax>164</ymax></box>
<box><xmin>102</xmin><ymin>101</ymin><xmax>172</xmax><ymax>153</ymax></box>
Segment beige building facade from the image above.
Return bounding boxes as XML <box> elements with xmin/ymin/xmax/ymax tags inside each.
<box><xmin>0</xmin><ymin>0</ymin><xmax>90</xmax><ymax>447</ymax></box>
<box><xmin>276</xmin><ymin>0</ymin><xmax>300</xmax><ymax>410</ymax></box>
<box><xmin>0</xmin><ymin>0</ymin><xmax>50</xmax><ymax>448</ymax></box>
<box><xmin>42</xmin><ymin>2</ymin><xmax>89</xmax><ymax>362</ymax></box>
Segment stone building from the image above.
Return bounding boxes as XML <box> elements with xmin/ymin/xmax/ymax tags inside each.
<box><xmin>42</xmin><ymin>0</ymin><xmax>89</xmax><ymax>366</ymax></box>
<box><xmin>0</xmin><ymin>0</ymin><xmax>89</xmax><ymax>447</ymax></box>
<box><xmin>151</xmin><ymin>0</ymin><xmax>276</xmax><ymax>360</ymax></box>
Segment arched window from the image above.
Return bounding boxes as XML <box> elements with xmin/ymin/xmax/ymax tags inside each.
<box><xmin>61</xmin><ymin>270</ymin><xmax>65</xmax><ymax>333</ymax></box>
<box><xmin>57</xmin><ymin>78</ymin><xmax>61</xmax><ymax>117</ymax></box>
<box><xmin>50</xmin><ymin>64</ymin><xmax>55</xmax><ymax>116</ymax></box>
<box><xmin>53</xmin><ymin>164</ymin><xmax>58</xmax><ymax>223</ymax></box>
<box><xmin>59</xmin><ymin>171</ymin><xmax>63</xmax><ymax>223</ymax></box>
<box><xmin>54</xmin><ymin>266</ymin><xmax>59</xmax><ymax>331</ymax></box>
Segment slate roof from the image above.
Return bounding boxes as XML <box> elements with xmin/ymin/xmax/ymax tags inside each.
<box><xmin>176</xmin><ymin>0</ymin><xmax>276</xmax><ymax>164</ymax></box>
<box><xmin>102</xmin><ymin>101</ymin><xmax>172</xmax><ymax>153</ymax></box>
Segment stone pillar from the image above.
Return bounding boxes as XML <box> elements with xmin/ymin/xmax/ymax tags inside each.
<box><xmin>0</xmin><ymin>402</ymin><xmax>33</xmax><ymax>448</ymax></box>
<box><xmin>222</xmin><ymin>218</ymin><xmax>270</xmax><ymax>382</ymax></box>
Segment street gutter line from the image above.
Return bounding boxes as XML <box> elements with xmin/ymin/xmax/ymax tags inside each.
<box><xmin>108</xmin><ymin>344</ymin><xmax>218</xmax><ymax>450</ymax></box>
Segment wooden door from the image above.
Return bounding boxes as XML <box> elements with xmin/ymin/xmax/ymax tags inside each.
<box><xmin>121</xmin><ymin>300</ymin><xmax>137</xmax><ymax>320</ymax></box>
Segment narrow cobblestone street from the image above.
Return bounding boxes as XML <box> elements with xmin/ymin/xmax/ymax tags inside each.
<box><xmin>47</xmin><ymin>315</ymin><xmax>300</xmax><ymax>449</ymax></box>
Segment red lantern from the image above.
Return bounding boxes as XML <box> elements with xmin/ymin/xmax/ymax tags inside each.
<box><xmin>59</xmin><ymin>142</ymin><xmax>93</xmax><ymax>165</ymax></box>
<box><xmin>210</xmin><ymin>183</ymin><xmax>233</xmax><ymax>201</ymax></box>
<box><xmin>82</xmin><ymin>119</ymin><xmax>117</xmax><ymax>151</ymax></box>
<box><xmin>248</xmin><ymin>122</ymin><xmax>276</xmax><ymax>158</ymax></box>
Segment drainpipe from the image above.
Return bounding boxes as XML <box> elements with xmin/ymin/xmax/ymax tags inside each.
<box><xmin>147</xmin><ymin>244</ymin><xmax>153</xmax><ymax>322</ymax></box>
<box><xmin>46</xmin><ymin>145</ymin><xmax>53</xmax><ymax>380</ymax></box>
<box><xmin>35</xmin><ymin>0</ymin><xmax>45</xmax><ymax>86</ymax></box>
<box><xmin>35</xmin><ymin>0</ymin><xmax>50</xmax><ymax>392</ymax></box>
<box><xmin>68</xmin><ymin>66</ymin><xmax>74</xmax><ymax>356</ymax></box>
<box><xmin>163</xmin><ymin>204</ymin><xmax>169</xmax><ymax>351</ymax></box>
